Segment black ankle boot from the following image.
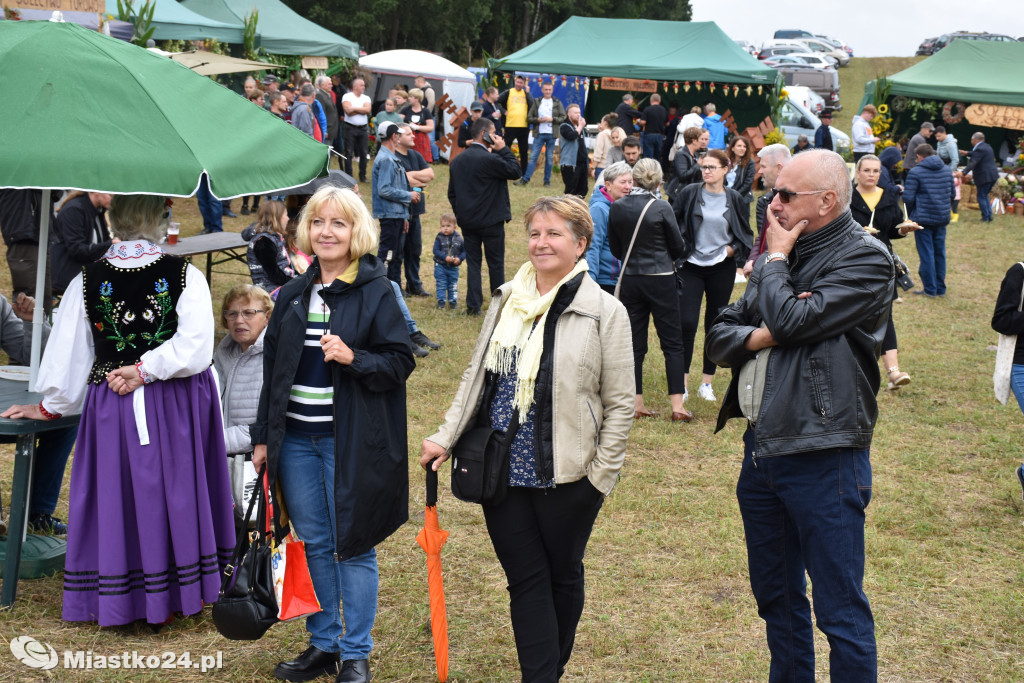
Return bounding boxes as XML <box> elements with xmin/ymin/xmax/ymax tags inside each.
<box><xmin>335</xmin><ymin>659</ymin><xmax>371</xmax><ymax>683</ymax></box>
<box><xmin>273</xmin><ymin>646</ymin><xmax>340</xmax><ymax>682</ymax></box>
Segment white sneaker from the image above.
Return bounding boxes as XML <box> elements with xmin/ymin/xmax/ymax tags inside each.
<box><xmin>697</xmin><ymin>383</ymin><xmax>716</xmax><ymax>402</ymax></box>
<box><xmin>734</xmin><ymin>272</ymin><xmax>747</xmax><ymax>284</ymax></box>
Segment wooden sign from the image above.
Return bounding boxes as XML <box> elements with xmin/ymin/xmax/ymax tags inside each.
<box><xmin>13</xmin><ymin>0</ymin><xmax>105</xmax><ymax>11</ymax></box>
<box><xmin>600</xmin><ymin>77</ymin><xmax>658</xmax><ymax>93</ymax></box>
<box><xmin>302</xmin><ymin>56</ymin><xmax>329</xmax><ymax>70</ymax></box>
<box><xmin>966</xmin><ymin>103</ymin><xmax>1024</xmax><ymax>131</ymax></box>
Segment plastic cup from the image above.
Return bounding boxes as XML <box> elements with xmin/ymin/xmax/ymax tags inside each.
<box><xmin>167</xmin><ymin>222</ymin><xmax>180</xmax><ymax>245</ymax></box>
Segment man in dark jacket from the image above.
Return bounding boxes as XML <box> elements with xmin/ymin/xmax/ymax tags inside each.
<box><xmin>52</xmin><ymin>192</ymin><xmax>113</xmax><ymax>293</ymax></box>
<box><xmin>960</xmin><ymin>131</ymin><xmax>999</xmax><ymax>222</ymax></box>
<box><xmin>640</xmin><ymin>93</ymin><xmax>668</xmax><ymax>160</ymax></box>
<box><xmin>904</xmin><ymin>144</ymin><xmax>955</xmax><ymax>297</ymax></box>
<box><xmin>615</xmin><ymin>93</ymin><xmax>643</xmax><ymax>136</ymax></box>
<box><xmin>315</xmin><ymin>75</ymin><xmax>340</xmax><ymax>152</ymax></box>
<box><xmin>448</xmin><ymin>118</ymin><xmax>522</xmax><ymax>315</ymax></box>
<box><xmin>0</xmin><ymin>189</ymin><xmax>56</xmax><ymax>314</ymax></box>
<box><xmin>813</xmin><ymin>111</ymin><xmax>834</xmax><ymax>151</ymax></box>
<box><xmin>706</xmin><ymin>150</ymin><xmax>892</xmax><ymax>682</ymax></box>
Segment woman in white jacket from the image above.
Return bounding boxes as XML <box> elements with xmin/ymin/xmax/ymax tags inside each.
<box><xmin>420</xmin><ymin>195</ymin><xmax>634</xmax><ymax>682</ymax></box>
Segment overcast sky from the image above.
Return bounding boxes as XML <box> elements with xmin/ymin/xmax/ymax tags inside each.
<box><xmin>692</xmin><ymin>0</ymin><xmax>1024</xmax><ymax>57</ymax></box>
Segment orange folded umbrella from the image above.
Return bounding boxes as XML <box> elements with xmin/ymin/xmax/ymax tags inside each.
<box><xmin>416</xmin><ymin>468</ymin><xmax>449</xmax><ymax>682</ymax></box>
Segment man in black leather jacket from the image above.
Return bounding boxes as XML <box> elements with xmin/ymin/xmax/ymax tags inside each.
<box><xmin>706</xmin><ymin>150</ymin><xmax>893</xmax><ymax>681</ymax></box>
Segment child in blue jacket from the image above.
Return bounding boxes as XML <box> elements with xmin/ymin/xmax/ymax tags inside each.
<box><xmin>432</xmin><ymin>213</ymin><xmax>466</xmax><ymax>309</ymax></box>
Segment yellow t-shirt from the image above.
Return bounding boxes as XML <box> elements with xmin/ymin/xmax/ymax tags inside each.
<box><xmin>859</xmin><ymin>187</ymin><xmax>884</xmax><ymax>212</ymax></box>
<box><xmin>506</xmin><ymin>89</ymin><xmax>528</xmax><ymax>128</ymax></box>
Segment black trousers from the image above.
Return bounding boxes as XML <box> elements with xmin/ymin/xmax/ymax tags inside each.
<box><xmin>343</xmin><ymin>123</ymin><xmax>369</xmax><ymax>181</ymax></box>
<box><xmin>400</xmin><ymin>214</ymin><xmax>424</xmax><ymax>293</ymax></box>
<box><xmin>619</xmin><ymin>274</ymin><xmax>686</xmax><ymax>395</ymax></box>
<box><xmin>560</xmin><ymin>164</ymin><xmax>588</xmax><ymax>198</ymax></box>
<box><xmin>483</xmin><ymin>478</ymin><xmax>604</xmax><ymax>682</ymax></box>
<box><xmin>678</xmin><ymin>259</ymin><xmax>736</xmax><ymax>377</ymax></box>
<box><xmin>504</xmin><ymin>126</ymin><xmax>531</xmax><ymax>172</ymax></box>
<box><xmin>378</xmin><ymin>217</ymin><xmax>404</xmax><ymax>284</ymax></box>
<box><xmin>462</xmin><ymin>221</ymin><xmax>505</xmax><ymax>312</ymax></box>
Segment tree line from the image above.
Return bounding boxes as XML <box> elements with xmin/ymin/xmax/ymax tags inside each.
<box><xmin>284</xmin><ymin>0</ymin><xmax>692</xmax><ymax>66</ymax></box>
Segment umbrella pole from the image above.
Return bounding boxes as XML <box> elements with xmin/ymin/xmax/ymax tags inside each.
<box><xmin>29</xmin><ymin>189</ymin><xmax>49</xmax><ymax>391</ymax></box>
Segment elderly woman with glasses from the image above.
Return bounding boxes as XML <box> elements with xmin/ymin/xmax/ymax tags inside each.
<box><xmin>2</xmin><ymin>194</ymin><xmax>235</xmax><ymax>628</ymax></box>
<box><xmin>672</xmin><ymin>148</ymin><xmax>752</xmax><ymax>413</ymax></box>
<box><xmin>214</xmin><ymin>284</ymin><xmax>273</xmax><ymax>529</ymax></box>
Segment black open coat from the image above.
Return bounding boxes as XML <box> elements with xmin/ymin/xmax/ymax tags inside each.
<box><xmin>252</xmin><ymin>254</ymin><xmax>415</xmax><ymax>559</ymax></box>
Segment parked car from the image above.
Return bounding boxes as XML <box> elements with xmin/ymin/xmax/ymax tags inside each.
<box><xmin>759</xmin><ymin>43</ymin><xmax>838</xmax><ymax>66</ymax></box>
<box><xmin>916</xmin><ymin>37</ymin><xmax>939</xmax><ymax>55</ymax></box>
<box><xmin>929</xmin><ymin>31</ymin><xmax>1020</xmax><ymax>54</ymax></box>
<box><xmin>815</xmin><ymin>35</ymin><xmax>854</xmax><ymax>57</ymax></box>
<box><xmin>795</xmin><ymin>38</ymin><xmax>850</xmax><ymax>66</ymax></box>
<box><xmin>783</xmin><ymin>85</ymin><xmax>826</xmax><ymax>116</ymax></box>
<box><xmin>776</xmin><ymin>97</ymin><xmax>850</xmax><ymax>155</ymax></box>
<box><xmin>774</xmin><ymin>29</ymin><xmax>816</xmax><ymax>40</ymax></box>
<box><xmin>735</xmin><ymin>40</ymin><xmax>757</xmax><ymax>56</ymax></box>
<box><xmin>774</xmin><ymin>65</ymin><xmax>841</xmax><ymax>111</ymax></box>
<box><xmin>768</xmin><ymin>52</ymin><xmax>838</xmax><ymax>70</ymax></box>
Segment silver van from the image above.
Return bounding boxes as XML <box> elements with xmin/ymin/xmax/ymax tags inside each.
<box><xmin>778</xmin><ymin>98</ymin><xmax>851</xmax><ymax>156</ymax></box>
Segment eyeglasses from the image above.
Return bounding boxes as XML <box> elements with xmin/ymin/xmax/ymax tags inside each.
<box><xmin>225</xmin><ymin>309</ymin><xmax>265</xmax><ymax>321</ymax></box>
<box><xmin>773</xmin><ymin>188</ymin><xmax>827</xmax><ymax>204</ymax></box>
<box><xmin>700</xmin><ymin>165</ymin><xmax>724</xmax><ymax>172</ymax></box>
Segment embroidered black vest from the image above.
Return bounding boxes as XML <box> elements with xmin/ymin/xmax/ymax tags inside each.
<box><xmin>83</xmin><ymin>255</ymin><xmax>188</xmax><ymax>384</ymax></box>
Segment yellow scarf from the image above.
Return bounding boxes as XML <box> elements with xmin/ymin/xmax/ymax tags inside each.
<box><xmin>485</xmin><ymin>259</ymin><xmax>589</xmax><ymax>421</ymax></box>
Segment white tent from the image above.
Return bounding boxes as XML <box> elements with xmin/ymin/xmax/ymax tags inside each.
<box><xmin>359</xmin><ymin>49</ymin><xmax>477</xmax><ymax>160</ymax></box>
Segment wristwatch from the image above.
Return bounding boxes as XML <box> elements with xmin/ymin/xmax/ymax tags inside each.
<box><xmin>765</xmin><ymin>252</ymin><xmax>789</xmax><ymax>265</ymax></box>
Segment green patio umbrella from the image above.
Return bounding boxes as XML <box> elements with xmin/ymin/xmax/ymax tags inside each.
<box><xmin>0</xmin><ymin>20</ymin><xmax>330</xmax><ymax>384</ymax></box>
<box><xmin>0</xmin><ymin>20</ymin><xmax>329</xmax><ymax>198</ymax></box>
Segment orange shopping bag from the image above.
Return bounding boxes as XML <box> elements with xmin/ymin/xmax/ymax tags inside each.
<box><xmin>271</xmin><ymin>532</ymin><xmax>322</xmax><ymax>621</ymax></box>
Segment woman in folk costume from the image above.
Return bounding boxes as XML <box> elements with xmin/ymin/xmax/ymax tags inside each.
<box><xmin>4</xmin><ymin>194</ymin><xmax>234</xmax><ymax>627</ymax></box>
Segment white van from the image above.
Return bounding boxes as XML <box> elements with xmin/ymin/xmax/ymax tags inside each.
<box><xmin>777</xmin><ymin>97</ymin><xmax>851</xmax><ymax>155</ymax></box>
<box><xmin>784</xmin><ymin>85</ymin><xmax>825</xmax><ymax>116</ymax></box>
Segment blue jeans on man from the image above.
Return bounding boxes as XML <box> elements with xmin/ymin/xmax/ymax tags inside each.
<box><xmin>737</xmin><ymin>429</ymin><xmax>877</xmax><ymax>682</ymax></box>
<box><xmin>523</xmin><ymin>133</ymin><xmax>556</xmax><ymax>184</ymax></box>
<box><xmin>196</xmin><ymin>175</ymin><xmax>223</xmax><ymax>233</ymax></box>
<box><xmin>434</xmin><ymin>263</ymin><xmax>459</xmax><ymax>306</ymax></box>
<box><xmin>976</xmin><ymin>181</ymin><xmax>995</xmax><ymax>221</ymax></box>
<box><xmin>642</xmin><ymin>133</ymin><xmax>664</xmax><ymax>161</ymax></box>
<box><xmin>913</xmin><ymin>224</ymin><xmax>948</xmax><ymax>296</ymax></box>
<box><xmin>277</xmin><ymin>432</ymin><xmax>378</xmax><ymax>658</ymax></box>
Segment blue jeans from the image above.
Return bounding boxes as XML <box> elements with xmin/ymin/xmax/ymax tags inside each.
<box><xmin>1011</xmin><ymin>364</ymin><xmax>1024</xmax><ymax>417</ymax></box>
<box><xmin>434</xmin><ymin>263</ymin><xmax>459</xmax><ymax>305</ymax></box>
<box><xmin>389</xmin><ymin>280</ymin><xmax>417</xmax><ymax>334</ymax></box>
<box><xmin>196</xmin><ymin>176</ymin><xmax>223</xmax><ymax>233</ymax></box>
<box><xmin>913</xmin><ymin>224</ymin><xmax>947</xmax><ymax>295</ymax></box>
<box><xmin>737</xmin><ymin>429</ymin><xmax>876</xmax><ymax>682</ymax></box>
<box><xmin>642</xmin><ymin>133</ymin><xmax>664</xmax><ymax>161</ymax></box>
<box><xmin>977</xmin><ymin>181</ymin><xmax>994</xmax><ymax>221</ymax></box>
<box><xmin>429</xmin><ymin>126</ymin><xmax>440</xmax><ymax>164</ymax></box>
<box><xmin>278</xmin><ymin>432</ymin><xmax>378</xmax><ymax>658</ymax></box>
<box><xmin>30</xmin><ymin>425</ymin><xmax>78</xmax><ymax>516</ymax></box>
<box><xmin>523</xmin><ymin>132</ymin><xmax>555</xmax><ymax>183</ymax></box>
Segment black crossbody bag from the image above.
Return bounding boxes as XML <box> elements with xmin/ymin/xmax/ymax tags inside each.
<box><xmin>450</xmin><ymin>372</ymin><xmax>521</xmax><ymax>505</ymax></box>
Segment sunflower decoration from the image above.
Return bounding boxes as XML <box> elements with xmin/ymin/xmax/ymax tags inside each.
<box><xmin>877</xmin><ymin>104</ymin><xmax>889</xmax><ymax>115</ymax></box>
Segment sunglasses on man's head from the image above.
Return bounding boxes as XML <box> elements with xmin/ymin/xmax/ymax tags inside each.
<box><xmin>773</xmin><ymin>188</ymin><xmax>827</xmax><ymax>204</ymax></box>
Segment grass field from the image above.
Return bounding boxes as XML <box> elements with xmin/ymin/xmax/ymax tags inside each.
<box><xmin>1</xmin><ymin>57</ymin><xmax>1023</xmax><ymax>682</ymax></box>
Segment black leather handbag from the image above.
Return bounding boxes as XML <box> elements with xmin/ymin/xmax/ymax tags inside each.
<box><xmin>212</xmin><ymin>465</ymin><xmax>279</xmax><ymax>640</ymax></box>
<box><xmin>450</xmin><ymin>375</ymin><xmax>520</xmax><ymax>505</ymax></box>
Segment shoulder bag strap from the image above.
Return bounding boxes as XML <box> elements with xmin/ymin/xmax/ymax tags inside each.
<box><xmin>220</xmin><ymin>464</ymin><xmax>265</xmax><ymax>588</ymax></box>
<box><xmin>614</xmin><ymin>197</ymin><xmax>657</xmax><ymax>300</ymax></box>
<box><xmin>1017</xmin><ymin>262</ymin><xmax>1024</xmax><ymax>312</ymax></box>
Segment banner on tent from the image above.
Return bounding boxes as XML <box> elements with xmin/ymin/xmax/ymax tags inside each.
<box><xmin>600</xmin><ymin>78</ymin><xmax>657</xmax><ymax>93</ymax></box>
<box><xmin>966</xmin><ymin>104</ymin><xmax>1024</xmax><ymax>131</ymax></box>
<box><xmin>16</xmin><ymin>0</ymin><xmax>104</xmax><ymax>11</ymax></box>
<box><xmin>302</xmin><ymin>57</ymin><xmax>329</xmax><ymax>70</ymax></box>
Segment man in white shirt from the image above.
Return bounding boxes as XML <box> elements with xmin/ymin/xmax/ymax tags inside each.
<box><xmin>514</xmin><ymin>81</ymin><xmax>565</xmax><ymax>187</ymax></box>
<box><xmin>342</xmin><ymin>77</ymin><xmax>372</xmax><ymax>182</ymax></box>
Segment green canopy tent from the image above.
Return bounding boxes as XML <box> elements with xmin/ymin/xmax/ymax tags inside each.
<box><xmin>861</xmin><ymin>40</ymin><xmax>1024</xmax><ymax>157</ymax></box>
<box><xmin>104</xmin><ymin>0</ymin><xmax>245</xmax><ymax>43</ymax></box>
<box><xmin>490</xmin><ymin>17</ymin><xmax>778</xmax><ymax>129</ymax></box>
<box><xmin>182</xmin><ymin>0</ymin><xmax>358</xmax><ymax>58</ymax></box>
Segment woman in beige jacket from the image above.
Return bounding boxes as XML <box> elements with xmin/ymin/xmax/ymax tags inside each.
<box><xmin>420</xmin><ymin>195</ymin><xmax>634</xmax><ymax>682</ymax></box>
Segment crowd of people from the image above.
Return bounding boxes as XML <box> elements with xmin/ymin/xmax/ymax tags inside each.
<box><xmin>0</xmin><ymin>64</ymin><xmax>1018</xmax><ymax>683</ymax></box>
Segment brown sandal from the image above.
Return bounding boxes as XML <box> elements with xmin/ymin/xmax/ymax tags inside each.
<box><xmin>634</xmin><ymin>407</ymin><xmax>659</xmax><ymax>419</ymax></box>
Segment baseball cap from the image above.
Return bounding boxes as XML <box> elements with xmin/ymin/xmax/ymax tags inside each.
<box><xmin>470</xmin><ymin>101</ymin><xmax>484</xmax><ymax>112</ymax></box>
<box><xmin>377</xmin><ymin>121</ymin><xmax>399</xmax><ymax>139</ymax></box>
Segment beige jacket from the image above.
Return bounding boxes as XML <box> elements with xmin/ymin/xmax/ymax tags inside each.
<box><xmin>426</xmin><ymin>275</ymin><xmax>635</xmax><ymax>495</ymax></box>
